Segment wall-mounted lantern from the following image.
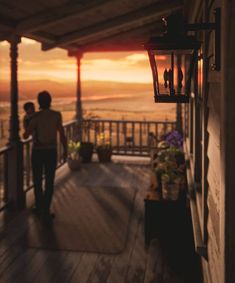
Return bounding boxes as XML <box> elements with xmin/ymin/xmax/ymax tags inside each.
<box><xmin>145</xmin><ymin>8</ymin><xmax>220</xmax><ymax>103</ymax></box>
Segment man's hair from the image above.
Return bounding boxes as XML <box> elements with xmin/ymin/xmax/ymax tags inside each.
<box><xmin>38</xmin><ymin>91</ymin><xmax>52</xmax><ymax>109</ymax></box>
<box><xmin>23</xmin><ymin>101</ymin><xmax>34</xmax><ymax>111</ymax></box>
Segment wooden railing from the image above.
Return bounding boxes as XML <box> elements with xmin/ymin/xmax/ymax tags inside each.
<box><xmin>0</xmin><ymin>119</ymin><xmax>176</xmax><ymax>209</ymax></box>
<box><xmin>81</xmin><ymin>119</ymin><xmax>176</xmax><ymax>156</ymax></box>
<box><xmin>21</xmin><ymin>120</ymin><xmax>78</xmax><ymax>193</ymax></box>
<box><xmin>0</xmin><ymin>146</ymin><xmax>11</xmax><ymax>210</ymax></box>
<box><xmin>0</xmin><ymin>120</ymin><xmax>7</xmax><ymax>139</ymax></box>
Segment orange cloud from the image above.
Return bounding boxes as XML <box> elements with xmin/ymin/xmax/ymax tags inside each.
<box><xmin>0</xmin><ymin>37</ymin><xmax>153</xmax><ymax>83</ymax></box>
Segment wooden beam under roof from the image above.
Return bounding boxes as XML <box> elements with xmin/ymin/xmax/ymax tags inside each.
<box><xmin>42</xmin><ymin>0</ymin><xmax>183</xmax><ymax>51</ymax></box>
<box><xmin>0</xmin><ymin>17</ymin><xmax>15</xmax><ymax>32</ymax></box>
<box><xmin>68</xmin><ymin>43</ymin><xmax>146</xmax><ymax>55</ymax></box>
<box><xmin>66</xmin><ymin>20</ymin><xmax>162</xmax><ymax>55</ymax></box>
<box><xmin>67</xmin><ymin>20</ymin><xmax>162</xmax><ymax>54</ymax></box>
<box><xmin>23</xmin><ymin>31</ymin><xmax>57</xmax><ymax>44</ymax></box>
<box><xmin>15</xmin><ymin>0</ymin><xmax>110</xmax><ymax>34</ymax></box>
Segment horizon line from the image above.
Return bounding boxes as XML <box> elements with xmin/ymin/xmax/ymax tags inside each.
<box><xmin>0</xmin><ymin>78</ymin><xmax>152</xmax><ymax>84</ymax></box>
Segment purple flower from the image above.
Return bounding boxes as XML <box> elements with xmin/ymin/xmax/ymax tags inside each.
<box><xmin>164</xmin><ymin>130</ymin><xmax>183</xmax><ymax>148</ymax></box>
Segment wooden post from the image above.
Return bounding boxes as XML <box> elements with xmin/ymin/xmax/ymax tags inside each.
<box><xmin>68</xmin><ymin>50</ymin><xmax>83</xmax><ymax>141</ymax></box>
<box><xmin>76</xmin><ymin>53</ymin><xmax>83</xmax><ymax>141</ymax></box>
<box><xmin>7</xmin><ymin>35</ymin><xmax>25</xmax><ymax>209</ymax></box>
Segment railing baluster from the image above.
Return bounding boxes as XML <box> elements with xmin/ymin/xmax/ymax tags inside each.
<box><xmin>124</xmin><ymin>122</ymin><xmax>127</xmax><ymax>154</ymax></box>
<box><xmin>0</xmin><ymin>146</ymin><xmax>11</xmax><ymax>208</ymax></box>
<box><xmin>147</xmin><ymin>122</ymin><xmax>150</xmax><ymax>153</ymax></box>
<box><xmin>139</xmin><ymin>122</ymin><xmax>142</xmax><ymax>155</ymax></box>
<box><xmin>3</xmin><ymin>152</ymin><xmax>8</xmax><ymax>203</ymax></box>
<box><xmin>109</xmin><ymin>121</ymin><xmax>112</xmax><ymax>146</ymax></box>
<box><xmin>117</xmin><ymin>122</ymin><xmax>120</xmax><ymax>154</ymax></box>
<box><xmin>155</xmin><ymin>123</ymin><xmax>159</xmax><ymax>142</ymax></box>
<box><xmin>163</xmin><ymin>120</ymin><xmax>167</xmax><ymax>136</ymax></box>
<box><xmin>86</xmin><ymin>120</ymin><xmax>91</xmax><ymax>142</ymax></box>
<box><xmin>94</xmin><ymin>121</ymin><xmax>98</xmax><ymax>146</ymax></box>
<box><xmin>132</xmin><ymin>122</ymin><xmax>135</xmax><ymax>155</ymax></box>
<box><xmin>26</xmin><ymin>142</ymin><xmax>30</xmax><ymax>188</ymax></box>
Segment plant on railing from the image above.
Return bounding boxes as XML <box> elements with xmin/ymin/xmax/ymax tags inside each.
<box><xmin>96</xmin><ymin>132</ymin><xmax>112</xmax><ymax>162</ymax></box>
<box><xmin>67</xmin><ymin>140</ymin><xmax>81</xmax><ymax>170</ymax></box>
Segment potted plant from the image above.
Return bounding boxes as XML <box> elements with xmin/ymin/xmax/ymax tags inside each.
<box><xmin>67</xmin><ymin>140</ymin><xmax>81</xmax><ymax>170</ymax></box>
<box><xmin>79</xmin><ymin>141</ymin><xmax>94</xmax><ymax>163</ymax></box>
<box><xmin>161</xmin><ymin>170</ymin><xmax>181</xmax><ymax>200</ymax></box>
<box><xmin>96</xmin><ymin>132</ymin><xmax>112</xmax><ymax>162</ymax></box>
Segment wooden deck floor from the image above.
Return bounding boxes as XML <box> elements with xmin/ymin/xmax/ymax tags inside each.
<box><xmin>0</xmin><ymin>156</ymin><xmax>201</xmax><ymax>283</ymax></box>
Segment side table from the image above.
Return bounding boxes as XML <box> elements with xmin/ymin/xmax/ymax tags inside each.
<box><xmin>144</xmin><ymin>189</ymin><xmax>186</xmax><ymax>246</ymax></box>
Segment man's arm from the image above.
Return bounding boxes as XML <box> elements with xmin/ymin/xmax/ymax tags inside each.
<box><xmin>57</xmin><ymin>121</ymin><xmax>67</xmax><ymax>162</ymax></box>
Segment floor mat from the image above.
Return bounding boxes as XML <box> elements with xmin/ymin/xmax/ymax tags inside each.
<box><xmin>21</xmin><ymin>183</ymin><xmax>136</xmax><ymax>254</ymax></box>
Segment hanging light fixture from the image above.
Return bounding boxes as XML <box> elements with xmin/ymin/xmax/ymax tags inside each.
<box><xmin>145</xmin><ymin>9</ymin><xmax>220</xmax><ymax>103</ymax></box>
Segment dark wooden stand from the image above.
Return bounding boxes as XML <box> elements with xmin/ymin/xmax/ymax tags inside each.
<box><xmin>144</xmin><ymin>190</ymin><xmax>186</xmax><ymax>246</ymax></box>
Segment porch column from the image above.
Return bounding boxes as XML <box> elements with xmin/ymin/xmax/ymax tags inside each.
<box><xmin>7</xmin><ymin>35</ymin><xmax>25</xmax><ymax>209</ymax></box>
<box><xmin>76</xmin><ymin>53</ymin><xmax>83</xmax><ymax>141</ymax></box>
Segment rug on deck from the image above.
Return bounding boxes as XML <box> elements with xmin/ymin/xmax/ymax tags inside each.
<box><xmin>21</xmin><ymin>183</ymin><xmax>137</xmax><ymax>254</ymax></box>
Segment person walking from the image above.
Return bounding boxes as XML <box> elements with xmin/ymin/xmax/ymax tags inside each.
<box><xmin>23</xmin><ymin>91</ymin><xmax>67</xmax><ymax>220</ymax></box>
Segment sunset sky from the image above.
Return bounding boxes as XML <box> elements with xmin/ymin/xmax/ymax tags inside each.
<box><xmin>0</xmin><ymin>37</ymin><xmax>154</xmax><ymax>84</ymax></box>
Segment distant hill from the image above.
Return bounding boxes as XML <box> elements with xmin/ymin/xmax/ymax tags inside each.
<box><xmin>0</xmin><ymin>79</ymin><xmax>152</xmax><ymax>101</ymax></box>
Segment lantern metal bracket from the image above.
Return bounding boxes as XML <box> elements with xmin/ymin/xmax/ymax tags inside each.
<box><xmin>186</xmin><ymin>8</ymin><xmax>221</xmax><ymax>71</ymax></box>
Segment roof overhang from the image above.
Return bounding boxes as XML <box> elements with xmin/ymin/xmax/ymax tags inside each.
<box><xmin>0</xmin><ymin>0</ymin><xmax>184</xmax><ymax>54</ymax></box>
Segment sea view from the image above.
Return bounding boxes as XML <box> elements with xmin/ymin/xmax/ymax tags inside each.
<box><xmin>0</xmin><ymin>80</ymin><xmax>176</xmax><ymax>147</ymax></box>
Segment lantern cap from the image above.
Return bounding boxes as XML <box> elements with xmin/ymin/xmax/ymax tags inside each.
<box><xmin>145</xmin><ymin>35</ymin><xmax>200</xmax><ymax>51</ymax></box>
<box><xmin>144</xmin><ymin>12</ymin><xmax>200</xmax><ymax>51</ymax></box>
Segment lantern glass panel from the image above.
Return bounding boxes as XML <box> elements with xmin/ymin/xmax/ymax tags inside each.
<box><xmin>154</xmin><ymin>53</ymin><xmax>186</xmax><ymax>96</ymax></box>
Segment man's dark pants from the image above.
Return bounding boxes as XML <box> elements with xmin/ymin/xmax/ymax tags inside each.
<box><xmin>32</xmin><ymin>148</ymin><xmax>57</xmax><ymax>213</ymax></box>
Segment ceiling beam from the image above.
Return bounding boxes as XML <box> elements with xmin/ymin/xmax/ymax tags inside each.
<box><xmin>15</xmin><ymin>0</ymin><xmax>110</xmax><ymax>34</ymax></box>
<box><xmin>42</xmin><ymin>0</ymin><xmax>183</xmax><ymax>51</ymax></box>
<box><xmin>0</xmin><ymin>18</ymin><xmax>15</xmax><ymax>31</ymax></box>
<box><xmin>67</xmin><ymin>20</ymin><xmax>162</xmax><ymax>56</ymax></box>
<box><xmin>23</xmin><ymin>31</ymin><xmax>56</xmax><ymax>44</ymax></box>
<box><xmin>80</xmin><ymin>44</ymin><xmax>147</xmax><ymax>53</ymax></box>
<box><xmin>68</xmin><ymin>42</ymin><xmax>150</xmax><ymax>56</ymax></box>
<box><xmin>78</xmin><ymin>21</ymin><xmax>162</xmax><ymax>51</ymax></box>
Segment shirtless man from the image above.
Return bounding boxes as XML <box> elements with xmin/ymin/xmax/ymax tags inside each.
<box><xmin>24</xmin><ymin>91</ymin><xmax>67</xmax><ymax>220</ymax></box>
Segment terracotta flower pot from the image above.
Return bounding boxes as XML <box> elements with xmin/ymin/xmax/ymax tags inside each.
<box><xmin>96</xmin><ymin>146</ymin><xmax>112</xmax><ymax>162</ymax></box>
<box><xmin>162</xmin><ymin>181</ymin><xmax>180</xmax><ymax>200</ymax></box>
<box><xmin>79</xmin><ymin>142</ymin><xmax>94</xmax><ymax>163</ymax></box>
<box><xmin>67</xmin><ymin>158</ymin><xmax>81</xmax><ymax>171</ymax></box>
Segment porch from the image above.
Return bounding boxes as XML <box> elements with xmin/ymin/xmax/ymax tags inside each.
<box><xmin>0</xmin><ymin>154</ymin><xmax>200</xmax><ymax>283</ymax></box>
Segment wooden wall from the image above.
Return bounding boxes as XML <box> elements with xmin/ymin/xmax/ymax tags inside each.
<box><xmin>183</xmin><ymin>0</ymin><xmax>235</xmax><ymax>282</ymax></box>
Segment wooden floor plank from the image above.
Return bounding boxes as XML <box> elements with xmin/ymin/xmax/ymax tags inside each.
<box><xmin>125</xmin><ymin>216</ymin><xmax>147</xmax><ymax>283</ymax></box>
<box><xmin>14</xmin><ymin>250</ymin><xmax>57</xmax><ymax>283</ymax></box>
<box><xmin>69</xmin><ymin>253</ymin><xmax>98</xmax><ymax>283</ymax></box>
<box><xmin>29</xmin><ymin>251</ymin><xmax>69</xmax><ymax>283</ymax></box>
<box><xmin>0</xmin><ymin>249</ymin><xmax>37</xmax><ymax>283</ymax></box>
<box><xmin>51</xmin><ymin>252</ymin><xmax>83</xmax><ymax>283</ymax></box>
<box><xmin>0</xmin><ymin>244</ymin><xmax>25</xmax><ymax>278</ymax></box>
<box><xmin>107</xmin><ymin>165</ymin><xmax>149</xmax><ymax>283</ymax></box>
<box><xmin>87</xmin><ymin>255</ymin><xmax>115</xmax><ymax>283</ymax></box>
<box><xmin>144</xmin><ymin>239</ymin><xmax>164</xmax><ymax>283</ymax></box>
